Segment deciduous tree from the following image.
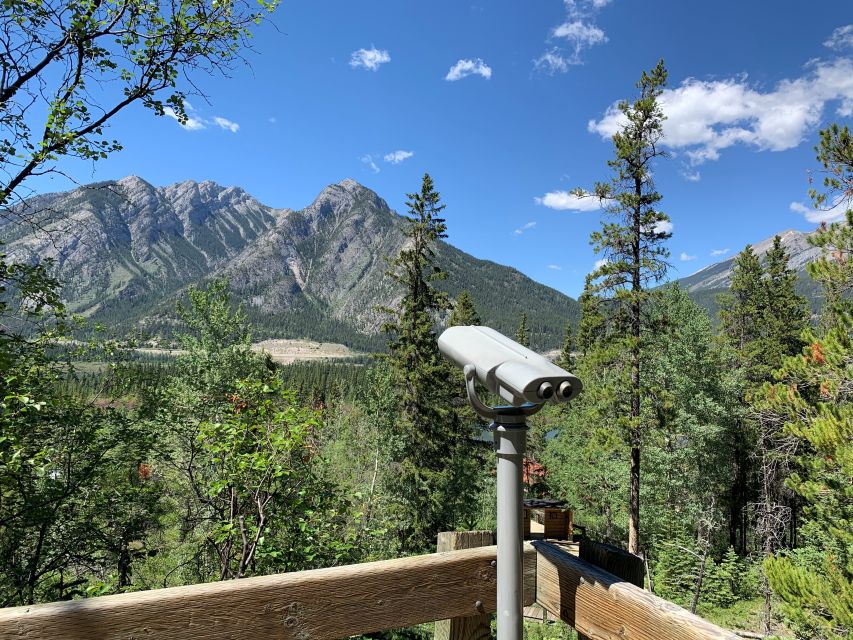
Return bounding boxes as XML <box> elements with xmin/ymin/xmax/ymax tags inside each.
<box><xmin>0</xmin><ymin>0</ymin><xmax>278</xmax><ymax>216</ymax></box>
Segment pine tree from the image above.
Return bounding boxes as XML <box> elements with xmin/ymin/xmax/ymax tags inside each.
<box><xmin>807</xmin><ymin>123</ymin><xmax>853</xmax><ymax>329</ymax></box>
<box><xmin>576</xmin><ymin>276</ymin><xmax>606</xmax><ymax>355</ymax></box>
<box><xmin>516</xmin><ymin>313</ymin><xmax>530</xmax><ymax>347</ymax></box>
<box><xmin>381</xmin><ymin>173</ymin><xmax>466</xmax><ymax>552</ymax></box>
<box><xmin>557</xmin><ymin>323</ymin><xmax>575</xmax><ymax>371</ymax></box>
<box><xmin>449</xmin><ymin>290</ymin><xmax>481</xmax><ymax>326</ymax></box>
<box><xmin>717</xmin><ymin>246</ymin><xmax>765</xmax><ymax>554</ymax></box>
<box><xmin>761</xmin><ymin>236</ymin><xmax>809</xmax><ymax>376</ymax></box>
<box><xmin>762</xmin><ymin>125</ymin><xmax>853</xmax><ymax>640</ymax></box>
<box><xmin>575</xmin><ymin>60</ymin><xmax>671</xmax><ymax>554</ymax></box>
<box><xmin>718</xmin><ymin>246</ymin><xmax>765</xmax><ymax>380</ymax></box>
<box><xmin>643</xmin><ymin>285</ymin><xmax>732</xmax><ymax>564</ymax></box>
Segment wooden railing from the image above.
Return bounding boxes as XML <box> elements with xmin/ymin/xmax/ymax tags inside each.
<box><xmin>0</xmin><ymin>536</ymin><xmax>738</xmax><ymax>640</ymax></box>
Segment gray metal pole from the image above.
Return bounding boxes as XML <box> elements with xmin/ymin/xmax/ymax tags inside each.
<box><xmin>494</xmin><ymin>418</ymin><xmax>527</xmax><ymax>640</ymax></box>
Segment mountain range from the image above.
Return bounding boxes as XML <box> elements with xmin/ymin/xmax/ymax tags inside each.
<box><xmin>2</xmin><ymin>177</ymin><xmax>580</xmax><ymax>351</ymax></box>
<box><xmin>2</xmin><ymin>176</ymin><xmax>825</xmax><ymax>351</ymax></box>
<box><xmin>675</xmin><ymin>229</ymin><xmax>823</xmax><ymax>317</ymax></box>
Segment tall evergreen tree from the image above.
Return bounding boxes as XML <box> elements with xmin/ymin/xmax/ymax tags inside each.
<box><xmin>449</xmin><ymin>291</ymin><xmax>481</xmax><ymax>326</ymax></box>
<box><xmin>807</xmin><ymin>123</ymin><xmax>853</xmax><ymax>328</ymax></box>
<box><xmin>762</xmin><ymin>124</ymin><xmax>853</xmax><ymax>640</ymax></box>
<box><xmin>381</xmin><ymin>173</ymin><xmax>466</xmax><ymax>552</ymax></box>
<box><xmin>516</xmin><ymin>313</ymin><xmax>530</xmax><ymax>347</ymax></box>
<box><xmin>576</xmin><ymin>276</ymin><xmax>606</xmax><ymax>356</ymax></box>
<box><xmin>574</xmin><ymin>60</ymin><xmax>671</xmax><ymax>554</ymax></box>
<box><xmin>557</xmin><ymin>322</ymin><xmax>575</xmax><ymax>371</ymax></box>
<box><xmin>717</xmin><ymin>246</ymin><xmax>765</xmax><ymax>553</ymax></box>
<box><xmin>761</xmin><ymin>236</ymin><xmax>809</xmax><ymax>375</ymax></box>
<box><xmin>760</xmin><ymin>222</ymin><xmax>853</xmax><ymax>639</ymax></box>
<box><xmin>718</xmin><ymin>246</ymin><xmax>765</xmax><ymax>377</ymax></box>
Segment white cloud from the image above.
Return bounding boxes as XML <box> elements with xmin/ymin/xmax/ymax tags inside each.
<box><xmin>825</xmin><ymin>25</ymin><xmax>853</xmax><ymax>50</ymax></box>
<box><xmin>213</xmin><ymin>116</ymin><xmax>239</xmax><ymax>133</ymax></box>
<box><xmin>710</xmin><ymin>248</ymin><xmax>730</xmax><ymax>257</ymax></box>
<box><xmin>384</xmin><ymin>150</ymin><xmax>414</xmax><ymax>164</ymax></box>
<box><xmin>350</xmin><ymin>47</ymin><xmax>391</xmax><ymax>71</ymax></box>
<box><xmin>547</xmin><ymin>264</ymin><xmax>562</xmax><ymax>270</ymax></box>
<box><xmin>593</xmin><ymin>258</ymin><xmax>609</xmax><ymax>270</ymax></box>
<box><xmin>164</xmin><ymin>107</ymin><xmax>205</xmax><ymax>131</ymax></box>
<box><xmin>553</xmin><ymin>20</ymin><xmax>607</xmax><ymax>46</ymax></box>
<box><xmin>535</xmin><ymin>1</ymin><xmax>609</xmax><ymax>73</ymax></box>
<box><xmin>514</xmin><ymin>221</ymin><xmax>537</xmax><ymax>235</ymax></box>
<box><xmin>588</xmin><ymin>58</ymin><xmax>853</xmax><ymax>164</ymax></box>
<box><xmin>162</xmin><ymin>102</ymin><xmax>241</xmax><ymax>134</ymax></box>
<box><xmin>534</xmin><ymin>190</ymin><xmax>602</xmax><ymax>211</ymax></box>
<box><xmin>360</xmin><ymin>154</ymin><xmax>380</xmax><ymax>174</ymax></box>
<box><xmin>445</xmin><ymin>58</ymin><xmax>492</xmax><ymax>81</ymax></box>
<box><xmin>654</xmin><ymin>219</ymin><xmax>674</xmax><ymax>234</ymax></box>
<box><xmin>680</xmin><ymin>252</ymin><xmax>697</xmax><ymax>261</ymax></box>
<box><xmin>790</xmin><ymin>199</ymin><xmax>850</xmax><ymax>224</ymax></box>
<box><xmin>533</xmin><ymin>49</ymin><xmax>571</xmax><ymax>74</ymax></box>
<box><xmin>682</xmin><ymin>169</ymin><xmax>701</xmax><ymax>182</ymax></box>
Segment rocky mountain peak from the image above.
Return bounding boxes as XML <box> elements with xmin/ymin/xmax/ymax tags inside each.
<box><xmin>116</xmin><ymin>175</ymin><xmax>154</xmax><ymax>190</ymax></box>
<box><xmin>337</xmin><ymin>178</ymin><xmax>363</xmax><ymax>191</ymax></box>
<box><xmin>1</xmin><ymin>175</ymin><xmax>579</xmax><ymax>350</ymax></box>
<box><xmin>677</xmin><ymin>226</ymin><xmax>823</xmax><ymax>302</ymax></box>
<box><xmin>302</xmin><ymin>180</ymin><xmax>386</xmax><ymax>225</ymax></box>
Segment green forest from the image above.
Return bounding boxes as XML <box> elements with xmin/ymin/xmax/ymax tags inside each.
<box><xmin>0</xmin><ymin>2</ymin><xmax>851</xmax><ymax>639</ymax></box>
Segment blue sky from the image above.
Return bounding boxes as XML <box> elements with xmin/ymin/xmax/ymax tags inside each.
<box><xmin>41</xmin><ymin>1</ymin><xmax>853</xmax><ymax>298</ymax></box>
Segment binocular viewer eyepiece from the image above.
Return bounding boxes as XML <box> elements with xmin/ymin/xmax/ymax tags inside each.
<box><xmin>437</xmin><ymin>325</ymin><xmax>582</xmax><ymax>407</ymax></box>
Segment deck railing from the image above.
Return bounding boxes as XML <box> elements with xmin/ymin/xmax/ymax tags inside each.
<box><xmin>0</xmin><ymin>534</ymin><xmax>738</xmax><ymax>640</ymax></box>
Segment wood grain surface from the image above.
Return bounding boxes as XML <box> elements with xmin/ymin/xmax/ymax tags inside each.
<box><xmin>533</xmin><ymin>541</ymin><xmax>740</xmax><ymax>640</ymax></box>
<box><xmin>434</xmin><ymin>531</ymin><xmax>495</xmax><ymax>640</ymax></box>
<box><xmin>0</xmin><ymin>544</ymin><xmax>537</xmax><ymax>640</ymax></box>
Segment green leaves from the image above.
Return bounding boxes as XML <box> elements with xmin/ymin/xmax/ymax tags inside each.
<box><xmin>1</xmin><ymin>0</ymin><xmax>279</xmax><ymax>211</ymax></box>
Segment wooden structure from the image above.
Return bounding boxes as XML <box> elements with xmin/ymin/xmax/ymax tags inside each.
<box><xmin>434</xmin><ymin>531</ymin><xmax>494</xmax><ymax>640</ymax></box>
<box><xmin>0</xmin><ymin>534</ymin><xmax>740</xmax><ymax>640</ymax></box>
<box><xmin>524</xmin><ymin>498</ymin><xmax>573</xmax><ymax>540</ymax></box>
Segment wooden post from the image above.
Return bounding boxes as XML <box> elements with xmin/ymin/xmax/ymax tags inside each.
<box><xmin>434</xmin><ymin>531</ymin><xmax>494</xmax><ymax>640</ymax></box>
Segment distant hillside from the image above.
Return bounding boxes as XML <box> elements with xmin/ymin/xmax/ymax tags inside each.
<box><xmin>676</xmin><ymin>229</ymin><xmax>824</xmax><ymax>319</ymax></box>
<box><xmin>3</xmin><ymin>177</ymin><xmax>579</xmax><ymax>350</ymax></box>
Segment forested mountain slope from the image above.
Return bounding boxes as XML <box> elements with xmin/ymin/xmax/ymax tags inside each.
<box><xmin>676</xmin><ymin>229</ymin><xmax>824</xmax><ymax>317</ymax></box>
<box><xmin>3</xmin><ymin>177</ymin><xmax>579</xmax><ymax>350</ymax></box>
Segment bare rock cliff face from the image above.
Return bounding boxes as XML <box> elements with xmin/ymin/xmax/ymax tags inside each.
<box><xmin>5</xmin><ymin>176</ymin><xmax>280</xmax><ymax>314</ymax></box>
<box><xmin>2</xmin><ymin>176</ymin><xmax>580</xmax><ymax>349</ymax></box>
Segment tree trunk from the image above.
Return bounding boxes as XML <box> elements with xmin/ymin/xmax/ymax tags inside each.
<box><xmin>628</xmin><ymin>189</ymin><xmax>642</xmax><ymax>556</ymax></box>
<box><xmin>628</xmin><ymin>441</ymin><xmax>640</xmax><ymax>554</ymax></box>
<box><xmin>118</xmin><ymin>539</ymin><xmax>131</xmax><ymax>588</ymax></box>
<box><xmin>691</xmin><ymin>548</ymin><xmax>709</xmax><ymax>614</ymax></box>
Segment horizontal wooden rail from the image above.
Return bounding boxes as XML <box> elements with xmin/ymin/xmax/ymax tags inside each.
<box><xmin>533</xmin><ymin>541</ymin><xmax>739</xmax><ymax>640</ymax></box>
<box><xmin>0</xmin><ymin>544</ymin><xmax>536</xmax><ymax>640</ymax></box>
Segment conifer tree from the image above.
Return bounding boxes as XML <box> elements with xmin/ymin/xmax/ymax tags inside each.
<box><xmin>557</xmin><ymin>323</ymin><xmax>575</xmax><ymax>371</ymax></box>
<box><xmin>381</xmin><ymin>173</ymin><xmax>465</xmax><ymax>552</ymax></box>
<box><xmin>574</xmin><ymin>60</ymin><xmax>671</xmax><ymax>554</ymax></box>
<box><xmin>718</xmin><ymin>246</ymin><xmax>765</xmax><ymax>379</ymax></box>
<box><xmin>807</xmin><ymin>123</ymin><xmax>853</xmax><ymax>328</ymax></box>
<box><xmin>516</xmin><ymin>313</ymin><xmax>530</xmax><ymax>347</ymax></box>
<box><xmin>449</xmin><ymin>291</ymin><xmax>481</xmax><ymax>326</ymax></box>
<box><xmin>717</xmin><ymin>246</ymin><xmax>765</xmax><ymax>553</ymax></box>
<box><xmin>762</xmin><ymin>125</ymin><xmax>853</xmax><ymax>640</ymax></box>
<box><xmin>576</xmin><ymin>276</ymin><xmax>606</xmax><ymax>355</ymax></box>
<box><xmin>761</xmin><ymin>236</ymin><xmax>809</xmax><ymax>375</ymax></box>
